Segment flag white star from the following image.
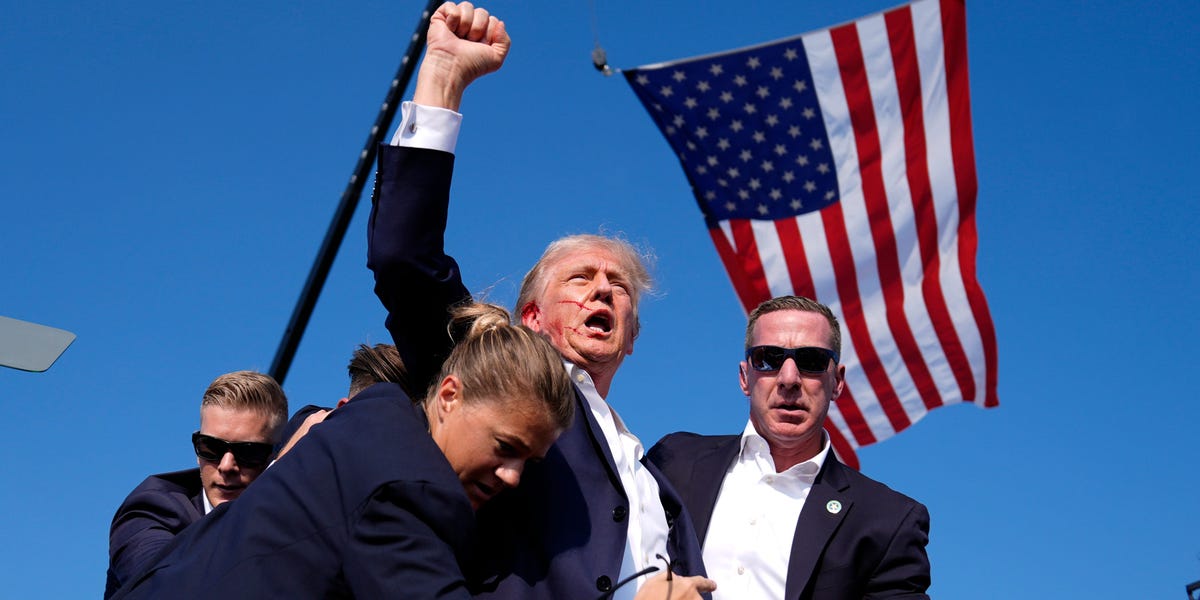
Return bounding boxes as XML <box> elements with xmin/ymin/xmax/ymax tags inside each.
<box><xmin>788</xmin><ymin>125</ymin><xmax>802</xmax><ymax>138</ymax></box>
<box><xmin>770</xmin><ymin>67</ymin><xmax>784</xmax><ymax>81</ymax></box>
<box><xmin>769</xmin><ymin>188</ymin><xmax>782</xmax><ymax>200</ymax></box>
<box><xmin>730</xmin><ymin>120</ymin><xmax>744</xmax><ymax>132</ymax></box>
<box><xmin>825</xmin><ymin>190</ymin><xmax>836</xmax><ymax>200</ymax></box>
<box><xmin>672</xmin><ymin>70</ymin><xmax>686</xmax><ymax>82</ymax></box>
<box><xmin>784</xmin><ymin>48</ymin><xmax>799</xmax><ymax>61</ymax></box>
<box><xmin>779</xmin><ymin>97</ymin><xmax>793</xmax><ymax>109</ymax></box>
<box><xmin>720</xmin><ymin>91</ymin><xmax>734</xmax><ymax>103</ymax></box>
<box><xmin>793</xmin><ymin>80</ymin><xmax>809</xmax><ymax>93</ymax></box>
<box><xmin>753</xmin><ymin>131</ymin><xmax>766</xmax><ymax>143</ymax></box>
<box><xmin>673</xmin><ymin>115</ymin><xmax>685</xmax><ymax>127</ymax></box>
<box><xmin>695</xmin><ymin>126</ymin><xmax>709</xmax><ymax>139</ymax></box>
<box><xmin>782</xmin><ymin>171</ymin><xmax>795</xmax><ymax>183</ymax></box>
<box><xmin>773</xmin><ymin>144</ymin><xmax>787</xmax><ymax>156</ymax></box>
<box><xmin>756</xmin><ymin>86</ymin><xmax>770</xmax><ymax>99</ymax></box>
<box><xmin>804</xmin><ymin>180</ymin><xmax>817</xmax><ymax>192</ymax></box>
<box><xmin>725</xmin><ymin>201</ymin><xmax>737</xmax><ymax>211</ymax></box>
<box><xmin>765</xmin><ymin>114</ymin><xmax>779</xmax><ymax>127</ymax></box>
<box><xmin>749</xmin><ymin>178</ymin><xmax>761</xmax><ymax>190</ymax></box>
<box><xmin>636</xmin><ymin>74</ymin><xmax>650</xmax><ymax>85</ymax></box>
<box><xmin>733</xmin><ymin>75</ymin><xmax>748</xmax><ymax>87</ymax></box>
<box><xmin>684</xmin><ymin>97</ymin><xmax>698</xmax><ymax>109</ymax></box>
<box><xmin>696</xmin><ymin>165</ymin><xmax>707</xmax><ymax>175</ymax></box>
<box><xmin>697</xmin><ymin>80</ymin><xmax>711</xmax><ymax>92</ymax></box>
<box><xmin>743</xmin><ymin>103</ymin><xmax>757</xmax><ymax>114</ymax></box>
<box><xmin>727</xmin><ymin>167</ymin><xmax>741</xmax><ymax>178</ymax></box>
<box><xmin>739</xmin><ymin>189</ymin><xmax>751</xmax><ymax>200</ymax></box>
<box><xmin>707</xmin><ymin>107</ymin><xmax>720</xmax><ymax>120</ymax></box>
<box><xmin>717</xmin><ymin>138</ymin><xmax>731</xmax><ymax>150</ymax></box>
<box><xmin>761</xmin><ymin>160</ymin><xmax>775</xmax><ymax>172</ymax></box>
<box><xmin>739</xmin><ymin>149</ymin><xmax>753</xmax><ymax>162</ymax></box>
<box><xmin>809</xmin><ymin>138</ymin><xmax>824</xmax><ymax>151</ymax></box>
<box><xmin>705</xmin><ymin>190</ymin><xmax>716</xmax><ymax>200</ymax></box>
<box><xmin>710</xmin><ymin>64</ymin><xmax>724</xmax><ymax>76</ymax></box>
<box><xmin>718</xmin><ymin>178</ymin><xmax>729</xmax><ymax>187</ymax></box>
<box><xmin>757</xmin><ymin>203</ymin><xmax>769</xmax><ymax>215</ymax></box>
<box><xmin>747</xmin><ymin>56</ymin><xmax>761</xmax><ymax>69</ymax></box>
<box><xmin>790</xmin><ymin>199</ymin><xmax>803</xmax><ymax>210</ymax></box>
<box><xmin>796</xmin><ymin>154</ymin><xmax>809</xmax><ymax>166</ymax></box>
<box><xmin>817</xmin><ymin>162</ymin><xmax>830</xmax><ymax>174</ymax></box>
<box><xmin>707</xmin><ymin>156</ymin><xmax>719</xmax><ymax>166</ymax></box>
<box><xmin>802</xmin><ymin>107</ymin><xmax>816</xmax><ymax>119</ymax></box>
<box><xmin>660</xmin><ymin>86</ymin><xmax>674</xmax><ymax>97</ymax></box>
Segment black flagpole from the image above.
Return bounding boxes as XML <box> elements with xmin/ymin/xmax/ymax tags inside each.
<box><xmin>269</xmin><ymin>0</ymin><xmax>442</xmax><ymax>384</ymax></box>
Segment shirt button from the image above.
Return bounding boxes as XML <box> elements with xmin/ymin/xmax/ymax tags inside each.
<box><xmin>576</xmin><ymin>373</ymin><xmax>586</xmax><ymax>383</ymax></box>
<box><xmin>596</xmin><ymin>576</ymin><xmax>613</xmax><ymax>592</ymax></box>
<box><xmin>737</xmin><ymin>566</ymin><xmax>746</xmax><ymax>575</ymax></box>
<box><xmin>749</xmin><ymin>518</ymin><xmax>757</xmax><ymax>526</ymax></box>
<box><xmin>612</xmin><ymin>505</ymin><xmax>628</xmax><ymax>522</ymax></box>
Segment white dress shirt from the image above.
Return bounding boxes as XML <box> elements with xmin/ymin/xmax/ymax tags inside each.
<box><xmin>704</xmin><ymin>421</ymin><xmax>831</xmax><ymax>600</ymax></box>
<box><xmin>568</xmin><ymin>362</ymin><xmax>670</xmax><ymax>596</ymax></box>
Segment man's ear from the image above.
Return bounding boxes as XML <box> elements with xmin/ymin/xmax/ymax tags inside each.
<box><xmin>738</xmin><ymin>361</ymin><xmax>751</xmax><ymax>397</ymax></box>
<box><xmin>335</xmin><ymin>397</ymin><xmax>350</xmax><ymax>409</ymax></box>
<box><xmin>832</xmin><ymin>364</ymin><xmax>847</xmax><ymax>400</ymax></box>
<box><xmin>520</xmin><ymin>302</ymin><xmax>541</xmax><ymax>331</ymax></box>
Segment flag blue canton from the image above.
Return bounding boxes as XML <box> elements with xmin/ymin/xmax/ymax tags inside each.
<box><xmin>626</xmin><ymin>40</ymin><xmax>840</xmax><ymax>223</ymax></box>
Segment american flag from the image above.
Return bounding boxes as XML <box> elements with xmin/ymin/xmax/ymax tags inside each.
<box><xmin>624</xmin><ymin>0</ymin><xmax>997</xmax><ymax>467</ymax></box>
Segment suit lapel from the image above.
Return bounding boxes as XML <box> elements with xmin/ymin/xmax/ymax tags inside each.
<box><xmin>784</xmin><ymin>456</ymin><xmax>852</xmax><ymax>600</ymax></box>
<box><xmin>685</xmin><ymin>437</ymin><xmax>741</xmax><ymax>545</ymax></box>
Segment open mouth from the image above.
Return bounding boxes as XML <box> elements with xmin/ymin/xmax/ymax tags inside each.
<box><xmin>584</xmin><ymin>312</ymin><xmax>612</xmax><ymax>334</ymax></box>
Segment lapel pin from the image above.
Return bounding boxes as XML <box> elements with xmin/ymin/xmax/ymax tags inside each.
<box><xmin>826</xmin><ymin>500</ymin><xmax>842</xmax><ymax>514</ymax></box>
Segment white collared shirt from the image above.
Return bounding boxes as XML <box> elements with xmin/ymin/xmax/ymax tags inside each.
<box><xmin>568</xmin><ymin>362</ymin><xmax>671</xmax><ymax>593</ymax></box>
<box><xmin>201</xmin><ymin>489</ymin><xmax>214</xmax><ymax>515</ymax></box>
<box><xmin>390</xmin><ymin>101</ymin><xmax>462</xmax><ymax>152</ymax></box>
<box><xmin>703</xmin><ymin>421</ymin><xmax>831</xmax><ymax>600</ymax></box>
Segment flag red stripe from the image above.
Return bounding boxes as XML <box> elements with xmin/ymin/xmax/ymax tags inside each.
<box><xmin>774</xmin><ymin>218</ymin><xmax>816</xmax><ymax>298</ymax></box>
<box><xmin>709</xmin><ymin>221</ymin><xmax>772</xmax><ymax>312</ymax></box>
<box><xmin>831</xmin><ymin>22</ymin><xmax>941</xmax><ymax>416</ymax></box>
<box><xmin>834</xmin><ymin>386</ymin><xmax>878</xmax><ymax>447</ymax></box>
<box><xmin>884</xmin><ymin>7</ymin><xmax>972</xmax><ymax>405</ymax></box>
<box><xmin>823</xmin><ymin>418</ymin><xmax>861</xmax><ymax>470</ymax></box>
<box><xmin>819</xmin><ymin>200</ymin><xmax>911</xmax><ymax>432</ymax></box>
<box><xmin>940</xmin><ymin>0</ymin><xmax>999</xmax><ymax>407</ymax></box>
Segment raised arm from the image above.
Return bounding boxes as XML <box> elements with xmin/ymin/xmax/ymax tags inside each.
<box><xmin>367</xmin><ymin>1</ymin><xmax>510</xmax><ymax>396</ymax></box>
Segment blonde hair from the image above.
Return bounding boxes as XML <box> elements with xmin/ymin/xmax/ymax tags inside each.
<box><xmin>200</xmin><ymin>371</ymin><xmax>289</xmax><ymax>440</ymax></box>
<box><xmin>430</xmin><ymin>302</ymin><xmax>574</xmax><ymax>430</ymax></box>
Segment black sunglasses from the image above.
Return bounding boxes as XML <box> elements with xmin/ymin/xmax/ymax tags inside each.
<box><xmin>745</xmin><ymin>345</ymin><xmax>839</xmax><ymax>374</ymax></box>
<box><xmin>191</xmin><ymin>432</ymin><xmax>274</xmax><ymax>469</ymax></box>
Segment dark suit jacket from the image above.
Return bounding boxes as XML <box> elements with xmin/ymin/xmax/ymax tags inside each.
<box><xmin>648</xmin><ymin>433</ymin><xmax>931</xmax><ymax>600</ymax></box>
<box><xmin>112</xmin><ymin>383</ymin><xmax>476</xmax><ymax>600</ymax></box>
<box><xmin>369</xmin><ymin>144</ymin><xmax>706</xmax><ymax>599</ymax></box>
<box><xmin>105</xmin><ymin>468</ymin><xmax>205</xmax><ymax>598</ymax></box>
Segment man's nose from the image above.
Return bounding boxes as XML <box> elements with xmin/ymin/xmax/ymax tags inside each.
<box><xmin>217</xmin><ymin>451</ymin><xmax>239</xmax><ymax>473</ymax></box>
<box><xmin>590</xmin><ymin>274</ymin><xmax>613</xmax><ymax>303</ymax></box>
<box><xmin>776</xmin><ymin>358</ymin><xmax>803</xmax><ymax>388</ymax></box>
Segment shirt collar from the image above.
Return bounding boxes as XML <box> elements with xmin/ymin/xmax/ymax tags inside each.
<box><xmin>737</xmin><ymin>420</ymin><xmax>830</xmax><ymax>480</ymax></box>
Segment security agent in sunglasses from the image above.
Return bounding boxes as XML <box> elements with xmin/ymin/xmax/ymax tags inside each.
<box><xmin>648</xmin><ymin>296</ymin><xmax>931</xmax><ymax>600</ymax></box>
<box><xmin>104</xmin><ymin>371</ymin><xmax>287</xmax><ymax>598</ymax></box>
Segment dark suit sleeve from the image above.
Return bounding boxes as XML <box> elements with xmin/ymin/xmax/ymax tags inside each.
<box><xmin>368</xmin><ymin>144</ymin><xmax>471</xmax><ymax>397</ymax></box>
<box><xmin>341</xmin><ymin>481</ymin><xmax>475</xmax><ymax>600</ymax></box>
<box><xmin>864</xmin><ymin>501</ymin><xmax>931</xmax><ymax>599</ymax></box>
<box><xmin>106</xmin><ymin>486</ymin><xmax>201</xmax><ymax>596</ymax></box>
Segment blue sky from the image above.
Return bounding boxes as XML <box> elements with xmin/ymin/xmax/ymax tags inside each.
<box><xmin>2</xmin><ymin>1</ymin><xmax>1198</xmax><ymax>597</ymax></box>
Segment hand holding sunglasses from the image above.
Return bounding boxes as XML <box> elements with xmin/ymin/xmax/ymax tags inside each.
<box><xmin>745</xmin><ymin>345</ymin><xmax>839</xmax><ymax>374</ymax></box>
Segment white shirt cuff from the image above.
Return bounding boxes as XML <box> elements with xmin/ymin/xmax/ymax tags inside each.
<box><xmin>389</xmin><ymin>101</ymin><xmax>462</xmax><ymax>154</ymax></box>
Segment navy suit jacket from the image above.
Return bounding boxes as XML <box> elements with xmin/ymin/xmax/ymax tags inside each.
<box><xmin>112</xmin><ymin>383</ymin><xmax>476</xmax><ymax>600</ymax></box>
<box><xmin>369</xmin><ymin>144</ymin><xmax>707</xmax><ymax>599</ymax></box>
<box><xmin>105</xmin><ymin>468</ymin><xmax>205</xmax><ymax>598</ymax></box>
<box><xmin>648</xmin><ymin>433</ymin><xmax>931</xmax><ymax>599</ymax></box>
